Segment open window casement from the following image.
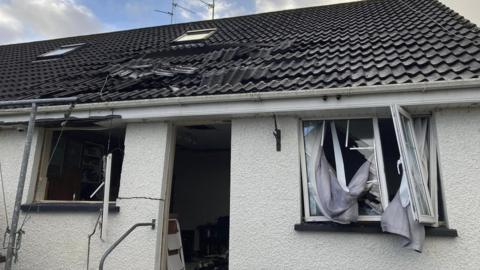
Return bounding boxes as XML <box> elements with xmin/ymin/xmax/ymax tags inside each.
<box><xmin>390</xmin><ymin>105</ymin><xmax>435</xmax><ymax>224</ymax></box>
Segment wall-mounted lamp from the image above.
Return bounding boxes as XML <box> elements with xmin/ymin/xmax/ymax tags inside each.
<box><xmin>273</xmin><ymin>115</ymin><xmax>281</xmax><ymax>152</ymax></box>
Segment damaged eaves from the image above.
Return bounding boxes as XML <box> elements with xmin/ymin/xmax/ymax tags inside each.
<box><xmin>0</xmin><ymin>115</ymin><xmax>122</xmax><ymax>129</ymax></box>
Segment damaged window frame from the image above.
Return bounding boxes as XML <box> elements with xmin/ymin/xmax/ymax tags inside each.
<box><xmin>299</xmin><ymin>106</ymin><xmax>443</xmax><ymax>226</ymax></box>
<box><xmin>172</xmin><ymin>28</ymin><xmax>217</xmax><ymax>43</ymax></box>
<box><xmin>32</xmin><ymin>125</ymin><xmax>125</xmax><ymax>204</ymax></box>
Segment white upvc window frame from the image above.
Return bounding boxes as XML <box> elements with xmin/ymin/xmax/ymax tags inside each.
<box><xmin>300</xmin><ymin>111</ymin><xmax>439</xmax><ymax>224</ymax></box>
<box><xmin>391</xmin><ymin>105</ymin><xmax>436</xmax><ymax>224</ymax></box>
<box><xmin>101</xmin><ymin>153</ymin><xmax>113</xmax><ymax>240</ymax></box>
<box><xmin>173</xmin><ymin>28</ymin><xmax>217</xmax><ymax>43</ymax></box>
<box><xmin>300</xmin><ymin>116</ymin><xmax>389</xmax><ymax>222</ymax></box>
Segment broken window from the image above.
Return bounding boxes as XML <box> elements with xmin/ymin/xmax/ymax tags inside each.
<box><xmin>300</xmin><ymin>107</ymin><xmax>444</xmax><ymax>225</ymax></box>
<box><xmin>173</xmin><ymin>28</ymin><xmax>217</xmax><ymax>43</ymax></box>
<box><xmin>34</xmin><ymin>127</ymin><xmax>125</xmax><ymax>202</ymax></box>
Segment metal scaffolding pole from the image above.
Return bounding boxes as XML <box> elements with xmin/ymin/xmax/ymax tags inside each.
<box><xmin>2</xmin><ymin>97</ymin><xmax>77</xmax><ymax>270</ymax></box>
<box><xmin>4</xmin><ymin>103</ymin><xmax>37</xmax><ymax>269</ymax></box>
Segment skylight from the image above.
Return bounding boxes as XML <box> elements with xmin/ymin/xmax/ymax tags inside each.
<box><xmin>173</xmin><ymin>28</ymin><xmax>217</xmax><ymax>43</ymax></box>
<box><xmin>37</xmin><ymin>43</ymin><xmax>86</xmax><ymax>59</ymax></box>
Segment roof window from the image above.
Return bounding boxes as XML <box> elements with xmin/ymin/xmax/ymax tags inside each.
<box><xmin>37</xmin><ymin>43</ymin><xmax>86</xmax><ymax>59</ymax></box>
<box><xmin>173</xmin><ymin>28</ymin><xmax>217</xmax><ymax>43</ymax></box>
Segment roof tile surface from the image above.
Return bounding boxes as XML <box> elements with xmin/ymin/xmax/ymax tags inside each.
<box><xmin>0</xmin><ymin>0</ymin><xmax>479</xmax><ymax>104</ymax></box>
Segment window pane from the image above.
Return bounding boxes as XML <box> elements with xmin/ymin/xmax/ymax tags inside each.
<box><xmin>174</xmin><ymin>29</ymin><xmax>216</xmax><ymax>42</ymax></box>
<box><xmin>40</xmin><ymin>47</ymin><xmax>77</xmax><ymax>57</ymax></box>
<box><xmin>177</xmin><ymin>32</ymin><xmax>211</xmax><ymax>41</ymax></box>
<box><xmin>336</xmin><ymin>120</ymin><xmax>381</xmax><ymax>215</ymax></box>
<box><xmin>337</xmin><ymin>119</ymin><xmax>374</xmax><ymax>149</ymax></box>
<box><xmin>303</xmin><ymin>121</ymin><xmax>323</xmax><ymax>216</ymax></box>
<box><xmin>378</xmin><ymin>119</ymin><xmax>402</xmax><ymax>201</ymax></box>
<box><xmin>400</xmin><ymin>114</ymin><xmax>432</xmax><ymax>217</ymax></box>
<box><xmin>42</xmin><ymin>128</ymin><xmax>125</xmax><ymax>201</ymax></box>
<box><xmin>303</xmin><ymin>119</ymin><xmax>382</xmax><ymax>218</ymax></box>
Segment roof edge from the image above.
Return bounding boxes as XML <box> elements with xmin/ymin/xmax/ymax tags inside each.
<box><xmin>1</xmin><ymin>78</ymin><xmax>480</xmax><ymax>115</ymax></box>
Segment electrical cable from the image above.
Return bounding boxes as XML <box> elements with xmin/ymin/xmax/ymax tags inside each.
<box><xmin>86</xmin><ymin>211</ymin><xmax>102</xmax><ymax>269</ymax></box>
<box><xmin>99</xmin><ymin>74</ymin><xmax>110</xmax><ymax>101</ymax></box>
<box><xmin>106</xmin><ymin>110</ymin><xmax>114</xmax><ymax>153</ymax></box>
<box><xmin>0</xmin><ymin>162</ymin><xmax>11</xmax><ymax>250</ymax></box>
<box><xmin>174</xmin><ymin>2</ymin><xmax>199</xmax><ymax>16</ymax></box>
<box><xmin>117</xmin><ymin>196</ymin><xmax>164</xmax><ymax>201</ymax></box>
<box><xmin>196</xmin><ymin>0</ymin><xmax>213</xmax><ymax>8</ymax></box>
<box><xmin>98</xmin><ymin>52</ymin><xmax>149</xmax><ymax>101</ymax></box>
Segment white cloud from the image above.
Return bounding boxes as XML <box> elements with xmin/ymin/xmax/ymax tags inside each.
<box><xmin>0</xmin><ymin>0</ymin><xmax>104</xmax><ymax>45</ymax></box>
<box><xmin>0</xmin><ymin>5</ymin><xmax>24</xmax><ymax>44</ymax></box>
<box><xmin>214</xmin><ymin>1</ymin><xmax>248</xmax><ymax>19</ymax></box>
<box><xmin>255</xmin><ymin>0</ymin><xmax>361</xmax><ymax>13</ymax></box>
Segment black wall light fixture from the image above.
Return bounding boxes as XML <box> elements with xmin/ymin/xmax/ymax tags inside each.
<box><xmin>273</xmin><ymin>115</ymin><xmax>281</xmax><ymax>152</ymax></box>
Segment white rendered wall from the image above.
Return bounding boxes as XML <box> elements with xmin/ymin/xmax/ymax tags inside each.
<box><xmin>1</xmin><ymin>109</ymin><xmax>479</xmax><ymax>270</ymax></box>
<box><xmin>0</xmin><ymin>122</ymin><xmax>171</xmax><ymax>270</ymax></box>
<box><xmin>229</xmin><ymin>114</ymin><xmax>480</xmax><ymax>270</ymax></box>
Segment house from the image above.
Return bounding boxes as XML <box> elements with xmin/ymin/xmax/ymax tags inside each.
<box><xmin>0</xmin><ymin>0</ymin><xmax>480</xmax><ymax>269</ymax></box>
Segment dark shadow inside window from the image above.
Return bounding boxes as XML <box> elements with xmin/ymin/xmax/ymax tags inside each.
<box><xmin>45</xmin><ymin>128</ymin><xmax>125</xmax><ymax>201</ymax></box>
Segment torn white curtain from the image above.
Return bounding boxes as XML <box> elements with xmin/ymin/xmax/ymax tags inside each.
<box><xmin>305</xmin><ymin>122</ymin><xmax>372</xmax><ymax>224</ymax></box>
<box><xmin>381</xmin><ymin>118</ymin><xmax>429</xmax><ymax>252</ymax></box>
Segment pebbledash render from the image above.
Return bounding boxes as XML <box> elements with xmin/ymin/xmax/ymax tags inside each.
<box><xmin>1</xmin><ymin>0</ymin><xmax>480</xmax><ymax>269</ymax></box>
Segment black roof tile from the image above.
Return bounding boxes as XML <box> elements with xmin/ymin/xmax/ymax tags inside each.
<box><xmin>1</xmin><ymin>0</ymin><xmax>480</xmax><ymax>104</ymax></box>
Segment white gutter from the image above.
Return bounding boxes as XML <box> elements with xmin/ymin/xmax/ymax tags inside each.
<box><xmin>1</xmin><ymin>78</ymin><xmax>480</xmax><ymax>115</ymax></box>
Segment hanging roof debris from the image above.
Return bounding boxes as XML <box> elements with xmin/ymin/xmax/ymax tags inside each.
<box><xmin>0</xmin><ymin>0</ymin><xmax>479</xmax><ymax>104</ymax></box>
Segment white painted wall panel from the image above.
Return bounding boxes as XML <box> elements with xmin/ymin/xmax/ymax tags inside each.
<box><xmin>230</xmin><ymin>114</ymin><xmax>480</xmax><ymax>270</ymax></box>
<box><xmin>0</xmin><ymin>122</ymin><xmax>171</xmax><ymax>270</ymax></box>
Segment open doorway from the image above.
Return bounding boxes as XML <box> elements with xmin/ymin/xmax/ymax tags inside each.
<box><xmin>168</xmin><ymin>123</ymin><xmax>231</xmax><ymax>270</ymax></box>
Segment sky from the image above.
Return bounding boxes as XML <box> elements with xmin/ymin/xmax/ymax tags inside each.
<box><xmin>0</xmin><ymin>0</ymin><xmax>478</xmax><ymax>45</ymax></box>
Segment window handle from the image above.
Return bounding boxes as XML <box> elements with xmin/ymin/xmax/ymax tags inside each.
<box><xmin>397</xmin><ymin>159</ymin><xmax>403</xmax><ymax>175</ymax></box>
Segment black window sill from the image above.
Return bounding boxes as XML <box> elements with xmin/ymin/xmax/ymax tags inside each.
<box><xmin>20</xmin><ymin>202</ymin><xmax>120</xmax><ymax>213</ymax></box>
<box><xmin>294</xmin><ymin>222</ymin><xmax>458</xmax><ymax>237</ymax></box>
